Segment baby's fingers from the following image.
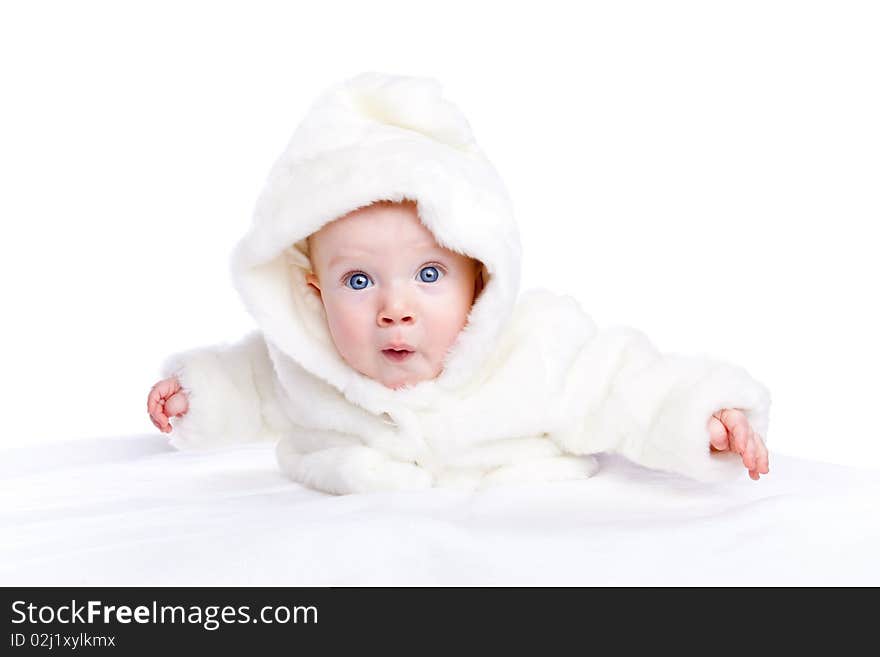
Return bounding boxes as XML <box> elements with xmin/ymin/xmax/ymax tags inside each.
<box><xmin>147</xmin><ymin>391</ymin><xmax>168</xmax><ymax>432</ymax></box>
<box><xmin>756</xmin><ymin>435</ymin><xmax>770</xmax><ymax>474</ymax></box>
<box><xmin>708</xmin><ymin>416</ymin><xmax>729</xmax><ymax>451</ymax></box>
<box><xmin>148</xmin><ymin>411</ymin><xmax>170</xmax><ymax>433</ymax></box>
<box><xmin>744</xmin><ymin>433</ymin><xmax>771</xmax><ymax>480</ymax></box>
<box><xmin>147</xmin><ymin>395</ymin><xmax>171</xmax><ymax>433</ymax></box>
<box><xmin>730</xmin><ymin>420</ymin><xmax>751</xmax><ymax>456</ymax></box>
<box><xmin>147</xmin><ymin>385</ymin><xmax>163</xmax><ymax>415</ymax></box>
<box><xmin>151</xmin><ymin>404</ymin><xmax>172</xmax><ymax>433</ymax></box>
<box><xmin>715</xmin><ymin>409</ymin><xmax>751</xmax><ymax>455</ymax></box>
<box><xmin>742</xmin><ymin>430</ymin><xmax>759</xmax><ymax>470</ymax></box>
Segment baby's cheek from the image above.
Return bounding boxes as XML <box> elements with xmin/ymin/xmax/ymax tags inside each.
<box><xmin>324</xmin><ymin>300</ymin><xmax>373</xmax><ymax>362</ymax></box>
<box><xmin>424</xmin><ymin>299</ymin><xmax>470</xmax><ymax>355</ymax></box>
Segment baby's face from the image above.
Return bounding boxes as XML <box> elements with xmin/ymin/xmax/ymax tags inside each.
<box><xmin>306</xmin><ymin>201</ymin><xmax>480</xmax><ymax>390</ymax></box>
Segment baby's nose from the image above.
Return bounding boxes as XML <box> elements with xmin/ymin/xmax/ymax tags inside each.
<box><xmin>378</xmin><ymin>292</ymin><xmax>415</xmax><ymax>326</ymax></box>
<box><xmin>378</xmin><ymin>308</ymin><xmax>415</xmax><ymax>326</ymax></box>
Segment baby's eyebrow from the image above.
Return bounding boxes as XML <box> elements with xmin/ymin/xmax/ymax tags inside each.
<box><xmin>408</xmin><ymin>241</ymin><xmax>440</xmax><ymax>251</ymax></box>
<box><xmin>326</xmin><ymin>245</ymin><xmax>444</xmax><ymax>269</ymax></box>
<box><xmin>327</xmin><ymin>251</ymin><xmax>370</xmax><ymax>268</ymax></box>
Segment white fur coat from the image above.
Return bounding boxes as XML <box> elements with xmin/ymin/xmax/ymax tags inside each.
<box><xmin>161</xmin><ymin>73</ymin><xmax>771</xmax><ymax>494</ymax></box>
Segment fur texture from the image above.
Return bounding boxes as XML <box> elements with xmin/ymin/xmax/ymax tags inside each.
<box><xmin>161</xmin><ymin>72</ymin><xmax>771</xmax><ymax>493</ymax></box>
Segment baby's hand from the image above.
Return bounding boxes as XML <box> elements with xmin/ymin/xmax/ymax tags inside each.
<box><xmin>708</xmin><ymin>408</ymin><xmax>769</xmax><ymax>481</ymax></box>
<box><xmin>147</xmin><ymin>377</ymin><xmax>189</xmax><ymax>434</ymax></box>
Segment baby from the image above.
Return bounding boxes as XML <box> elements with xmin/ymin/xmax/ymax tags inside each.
<box><xmin>148</xmin><ymin>72</ymin><xmax>769</xmax><ymax>494</ymax></box>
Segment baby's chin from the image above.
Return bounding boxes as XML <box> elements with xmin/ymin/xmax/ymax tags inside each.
<box><xmin>378</xmin><ymin>370</ymin><xmax>435</xmax><ymax>391</ymax></box>
<box><xmin>371</xmin><ymin>356</ymin><xmax>442</xmax><ymax>390</ymax></box>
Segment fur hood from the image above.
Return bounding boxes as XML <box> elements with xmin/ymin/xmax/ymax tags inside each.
<box><xmin>229</xmin><ymin>72</ymin><xmax>521</xmax><ymax>410</ymax></box>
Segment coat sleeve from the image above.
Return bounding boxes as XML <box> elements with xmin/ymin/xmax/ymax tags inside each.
<box><xmin>159</xmin><ymin>331</ymin><xmax>291</xmax><ymax>449</ymax></box>
<box><xmin>551</xmin><ymin>326</ymin><xmax>771</xmax><ymax>482</ymax></box>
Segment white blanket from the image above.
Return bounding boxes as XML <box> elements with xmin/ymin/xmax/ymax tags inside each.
<box><xmin>2</xmin><ymin>435</ymin><xmax>878</xmax><ymax>586</ymax></box>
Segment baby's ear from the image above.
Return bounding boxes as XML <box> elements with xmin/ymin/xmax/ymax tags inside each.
<box><xmin>306</xmin><ymin>271</ymin><xmax>322</xmax><ymax>295</ymax></box>
<box><xmin>473</xmin><ymin>263</ymin><xmax>485</xmax><ymax>300</ymax></box>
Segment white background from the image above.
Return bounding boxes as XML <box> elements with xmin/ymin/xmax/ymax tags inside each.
<box><xmin>1</xmin><ymin>0</ymin><xmax>877</xmax><ymax>468</ymax></box>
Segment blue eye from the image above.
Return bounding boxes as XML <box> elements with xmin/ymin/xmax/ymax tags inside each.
<box><xmin>419</xmin><ymin>266</ymin><xmax>442</xmax><ymax>283</ymax></box>
<box><xmin>346</xmin><ymin>273</ymin><xmax>372</xmax><ymax>290</ymax></box>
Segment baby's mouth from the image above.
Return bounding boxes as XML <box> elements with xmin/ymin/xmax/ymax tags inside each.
<box><xmin>381</xmin><ymin>348</ymin><xmax>414</xmax><ymax>363</ymax></box>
